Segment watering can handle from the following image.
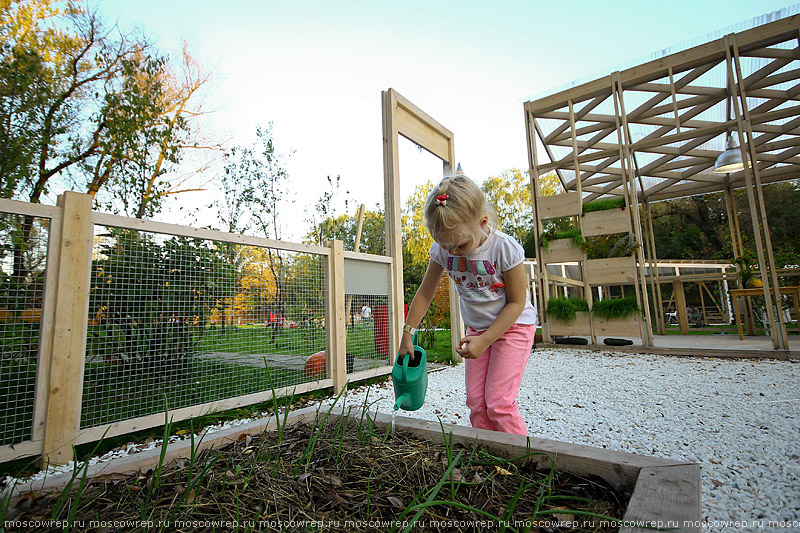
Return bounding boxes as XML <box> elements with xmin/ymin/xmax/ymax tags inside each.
<box><xmin>401</xmin><ymin>352</ymin><xmax>409</xmax><ymax>381</ymax></box>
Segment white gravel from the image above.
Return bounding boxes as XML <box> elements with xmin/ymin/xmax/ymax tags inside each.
<box><xmin>336</xmin><ymin>348</ymin><xmax>800</xmax><ymax>532</ymax></box>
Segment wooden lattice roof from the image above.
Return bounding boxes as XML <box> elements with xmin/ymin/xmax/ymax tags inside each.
<box><xmin>524</xmin><ymin>15</ymin><xmax>800</xmax><ymax>202</ymax></box>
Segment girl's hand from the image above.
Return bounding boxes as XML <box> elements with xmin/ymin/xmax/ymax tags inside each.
<box><xmin>399</xmin><ymin>335</ymin><xmax>416</xmax><ymax>362</ymax></box>
<box><xmin>456</xmin><ymin>335</ymin><xmax>488</xmax><ymax>359</ymax></box>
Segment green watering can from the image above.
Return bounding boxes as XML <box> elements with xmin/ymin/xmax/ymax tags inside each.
<box><xmin>392</xmin><ymin>345</ymin><xmax>428</xmax><ymax>411</ymax></box>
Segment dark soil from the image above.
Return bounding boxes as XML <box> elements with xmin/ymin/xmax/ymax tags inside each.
<box><xmin>7</xmin><ymin>413</ymin><xmax>625</xmax><ymax>532</ymax></box>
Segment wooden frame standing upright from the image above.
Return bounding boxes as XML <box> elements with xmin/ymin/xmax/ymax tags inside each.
<box><xmin>525</xmin><ymin>15</ymin><xmax>800</xmax><ymax>350</ymax></box>
<box><xmin>381</xmin><ymin>89</ymin><xmax>464</xmax><ymax>361</ymax></box>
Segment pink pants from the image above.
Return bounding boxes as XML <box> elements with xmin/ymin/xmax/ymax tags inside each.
<box><xmin>464</xmin><ymin>323</ymin><xmax>536</xmax><ymax>436</ymax></box>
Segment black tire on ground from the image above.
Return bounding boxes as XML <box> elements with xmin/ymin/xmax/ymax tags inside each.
<box><xmin>604</xmin><ymin>337</ymin><xmax>634</xmax><ymax>346</ymax></box>
<box><xmin>554</xmin><ymin>337</ymin><xmax>589</xmax><ymax>345</ymax></box>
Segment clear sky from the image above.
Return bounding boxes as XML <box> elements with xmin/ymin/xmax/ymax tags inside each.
<box><xmin>96</xmin><ymin>0</ymin><xmax>795</xmax><ymax>239</ymax></box>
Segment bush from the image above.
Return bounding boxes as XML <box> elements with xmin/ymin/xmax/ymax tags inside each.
<box><xmin>592</xmin><ymin>295</ymin><xmax>640</xmax><ymax>320</ymax></box>
<box><xmin>582</xmin><ymin>197</ymin><xmax>625</xmax><ymax>213</ymax></box>
<box><xmin>546</xmin><ymin>296</ymin><xmax>589</xmax><ymax>322</ymax></box>
<box><xmin>540</xmin><ymin>228</ymin><xmax>584</xmax><ymax>251</ymax></box>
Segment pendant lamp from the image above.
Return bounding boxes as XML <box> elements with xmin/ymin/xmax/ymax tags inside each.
<box><xmin>712</xmin><ymin>132</ymin><xmax>752</xmax><ymax>173</ymax></box>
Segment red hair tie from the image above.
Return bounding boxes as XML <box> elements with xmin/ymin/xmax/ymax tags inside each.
<box><xmin>436</xmin><ymin>194</ymin><xmax>447</xmax><ymax>206</ymax></box>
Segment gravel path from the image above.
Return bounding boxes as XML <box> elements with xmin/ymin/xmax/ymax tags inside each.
<box><xmin>337</xmin><ymin>348</ymin><xmax>800</xmax><ymax>532</ymax></box>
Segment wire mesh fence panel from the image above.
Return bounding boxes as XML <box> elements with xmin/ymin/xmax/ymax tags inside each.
<box><xmin>0</xmin><ymin>213</ymin><xmax>49</xmax><ymax>446</ymax></box>
<box><xmin>82</xmin><ymin>226</ymin><xmax>327</xmax><ymax>430</ymax></box>
<box><xmin>344</xmin><ymin>257</ymin><xmax>393</xmax><ymax>374</ymax></box>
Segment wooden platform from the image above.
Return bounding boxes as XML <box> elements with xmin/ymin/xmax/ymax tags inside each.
<box><xmin>544</xmin><ymin>334</ymin><xmax>800</xmax><ymax>359</ymax></box>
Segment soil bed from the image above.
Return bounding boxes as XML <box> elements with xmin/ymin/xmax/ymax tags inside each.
<box><xmin>9</xmin><ymin>412</ymin><xmax>625</xmax><ymax>532</ymax></box>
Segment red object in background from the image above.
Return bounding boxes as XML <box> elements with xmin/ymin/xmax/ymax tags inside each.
<box><xmin>374</xmin><ymin>304</ymin><xmax>407</xmax><ymax>358</ymax></box>
<box><xmin>374</xmin><ymin>305</ymin><xmax>389</xmax><ymax>357</ymax></box>
<box><xmin>304</xmin><ymin>351</ymin><xmax>326</xmax><ymax>379</ymax></box>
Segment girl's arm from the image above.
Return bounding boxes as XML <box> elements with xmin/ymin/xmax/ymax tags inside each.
<box><xmin>456</xmin><ymin>263</ymin><xmax>528</xmax><ymax>359</ymax></box>
<box><xmin>399</xmin><ymin>260</ymin><xmax>445</xmax><ymax>358</ymax></box>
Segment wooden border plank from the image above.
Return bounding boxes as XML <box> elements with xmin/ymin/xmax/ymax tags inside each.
<box><xmin>335</xmin><ymin>408</ymin><xmax>690</xmax><ymax>494</ymax></box>
<box><xmin>620</xmin><ymin>465</ymin><xmax>702</xmax><ymax>532</ymax></box>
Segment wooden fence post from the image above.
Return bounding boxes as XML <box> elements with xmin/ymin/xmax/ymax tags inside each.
<box><xmin>42</xmin><ymin>192</ymin><xmax>93</xmax><ymax>465</ymax></box>
<box><xmin>326</xmin><ymin>240</ymin><xmax>347</xmax><ymax>394</ymax></box>
<box><xmin>673</xmin><ymin>277</ymin><xmax>689</xmax><ymax>335</ymax></box>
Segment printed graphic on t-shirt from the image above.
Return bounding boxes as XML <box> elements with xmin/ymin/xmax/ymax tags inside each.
<box><xmin>445</xmin><ymin>255</ymin><xmax>505</xmax><ymax>301</ymax></box>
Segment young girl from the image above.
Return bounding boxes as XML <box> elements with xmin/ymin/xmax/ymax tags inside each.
<box><xmin>399</xmin><ymin>174</ymin><xmax>538</xmax><ymax>436</ymax></box>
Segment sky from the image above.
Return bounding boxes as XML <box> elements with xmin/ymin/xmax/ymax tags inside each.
<box><xmin>96</xmin><ymin>0</ymin><xmax>795</xmax><ymax>240</ymax></box>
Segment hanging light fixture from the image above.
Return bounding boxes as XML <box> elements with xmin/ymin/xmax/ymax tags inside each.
<box><xmin>712</xmin><ymin>131</ymin><xmax>752</xmax><ymax>173</ymax></box>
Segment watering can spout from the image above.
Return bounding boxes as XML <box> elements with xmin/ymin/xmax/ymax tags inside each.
<box><xmin>394</xmin><ymin>393</ymin><xmax>409</xmax><ymax>411</ymax></box>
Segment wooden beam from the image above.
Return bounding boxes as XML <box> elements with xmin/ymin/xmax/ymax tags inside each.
<box><xmin>525</xmin><ymin>16</ymin><xmax>800</xmax><ymax>115</ymax></box>
<box><xmin>731</xmin><ymin>36</ymin><xmax>789</xmax><ymax>349</ymax></box>
<box><xmin>392</xmin><ymin>91</ymin><xmax>454</xmax><ymax>161</ymax></box>
<box><xmin>326</xmin><ymin>240</ymin><xmax>347</xmax><ymax>393</ymax></box>
<box><xmin>569</xmin><ymin>99</ymin><xmax>597</xmax><ymax>344</ymax></box>
<box><xmin>42</xmin><ymin>192</ymin><xmax>93</xmax><ymax>466</ymax></box>
<box><xmin>381</xmin><ymin>89</ymin><xmax>404</xmax><ymax>363</ymax></box>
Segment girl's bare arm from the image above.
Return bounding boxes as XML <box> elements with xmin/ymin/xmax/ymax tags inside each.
<box><xmin>399</xmin><ymin>260</ymin><xmax>445</xmax><ymax>357</ymax></box>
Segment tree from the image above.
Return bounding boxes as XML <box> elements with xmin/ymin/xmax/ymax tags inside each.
<box><xmin>2</xmin><ymin>1</ymin><xmax>218</xmax><ymax>287</ymax></box>
<box><xmin>646</xmin><ymin>181</ymin><xmax>800</xmax><ymax>266</ymax></box>
<box><xmin>88</xmin><ymin>41</ymin><xmax>220</xmax><ymax>219</ymax></box>
<box><xmin>481</xmin><ymin>168</ymin><xmax>533</xmax><ymax>244</ymax></box>
<box><xmin>650</xmin><ymin>195</ymin><xmax>727</xmax><ymax>259</ymax></box>
<box><xmin>304</xmin><ymin>206</ymin><xmax>385</xmax><ymax>255</ymax></box>
<box><xmin>214</xmin><ymin>124</ymin><xmax>292</xmax><ymax>342</ymax></box>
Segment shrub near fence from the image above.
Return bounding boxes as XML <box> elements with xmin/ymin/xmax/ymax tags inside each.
<box><xmin>0</xmin><ymin>193</ymin><xmax>395</xmax><ymax>466</ymax></box>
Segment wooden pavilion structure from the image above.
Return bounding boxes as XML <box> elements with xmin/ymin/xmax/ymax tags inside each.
<box><xmin>525</xmin><ymin>14</ymin><xmax>800</xmax><ymax>350</ymax></box>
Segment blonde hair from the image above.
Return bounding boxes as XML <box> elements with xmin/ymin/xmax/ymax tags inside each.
<box><xmin>424</xmin><ymin>174</ymin><xmax>496</xmax><ymax>248</ymax></box>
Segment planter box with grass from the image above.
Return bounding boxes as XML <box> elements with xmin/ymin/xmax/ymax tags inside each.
<box><xmin>538</xmin><ymin>191</ymin><xmax>582</xmax><ymax>219</ymax></box>
<box><xmin>542</xmin><ymin>238</ymin><xmax>585</xmax><ymax>264</ymax></box>
<box><xmin>546</xmin><ymin>297</ymin><xmax>591</xmax><ymax>338</ymax></box>
<box><xmin>582</xmin><ymin>208</ymin><xmax>631</xmax><ymax>238</ymax></box>
<box><xmin>593</xmin><ymin>315</ymin><xmax>641</xmax><ymax>336</ymax></box>
<box><xmin>592</xmin><ymin>296</ymin><xmax>642</xmax><ymax>337</ymax></box>
<box><xmin>547</xmin><ymin>311</ymin><xmax>592</xmax><ymax>337</ymax></box>
<box><xmin>585</xmin><ymin>256</ymin><xmax>637</xmax><ymax>285</ymax></box>
<box><xmin>3</xmin><ymin>405</ymin><xmax>701</xmax><ymax>531</ymax></box>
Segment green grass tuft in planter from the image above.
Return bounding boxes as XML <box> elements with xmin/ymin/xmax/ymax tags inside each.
<box><xmin>591</xmin><ymin>295</ymin><xmax>640</xmax><ymax>320</ymax></box>
<box><xmin>546</xmin><ymin>296</ymin><xmax>590</xmax><ymax>323</ymax></box>
<box><xmin>582</xmin><ymin>197</ymin><xmax>625</xmax><ymax>213</ymax></box>
<box><xmin>540</xmin><ymin>228</ymin><xmax>584</xmax><ymax>251</ymax></box>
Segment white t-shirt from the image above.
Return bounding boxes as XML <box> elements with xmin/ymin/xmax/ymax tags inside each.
<box><xmin>430</xmin><ymin>230</ymin><xmax>538</xmax><ymax>331</ymax></box>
